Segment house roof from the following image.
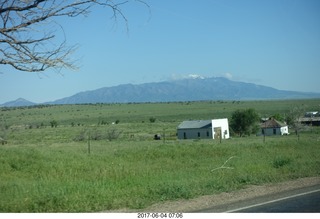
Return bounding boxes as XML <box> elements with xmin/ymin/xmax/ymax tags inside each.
<box><xmin>178</xmin><ymin>120</ymin><xmax>212</xmax><ymax>129</ymax></box>
<box><xmin>261</xmin><ymin>118</ymin><xmax>286</xmax><ymax>128</ymax></box>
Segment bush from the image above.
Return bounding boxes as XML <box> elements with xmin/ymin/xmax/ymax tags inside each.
<box><xmin>106</xmin><ymin>128</ymin><xmax>122</xmax><ymax>141</ymax></box>
<box><xmin>90</xmin><ymin>129</ymin><xmax>103</xmax><ymax>141</ymax></box>
<box><xmin>149</xmin><ymin>117</ymin><xmax>156</xmax><ymax>123</ymax></box>
<box><xmin>50</xmin><ymin>120</ymin><xmax>58</xmax><ymax>128</ymax></box>
<box><xmin>100</xmin><ymin>120</ymin><xmax>107</xmax><ymax>125</ymax></box>
<box><xmin>273</xmin><ymin>157</ymin><xmax>292</xmax><ymax>168</ymax></box>
<box><xmin>73</xmin><ymin>129</ymin><xmax>87</xmax><ymax>142</ymax></box>
<box><xmin>73</xmin><ymin>128</ymin><xmax>123</xmax><ymax>142</ymax></box>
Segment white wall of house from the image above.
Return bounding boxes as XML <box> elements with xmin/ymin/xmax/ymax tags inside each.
<box><xmin>280</xmin><ymin>126</ymin><xmax>289</xmax><ymax>135</ymax></box>
<box><xmin>212</xmin><ymin>118</ymin><xmax>230</xmax><ymax>139</ymax></box>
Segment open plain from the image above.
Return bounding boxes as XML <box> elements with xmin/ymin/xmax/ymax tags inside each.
<box><xmin>0</xmin><ymin>99</ymin><xmax>319</xmax><ymax>212</ymax></box>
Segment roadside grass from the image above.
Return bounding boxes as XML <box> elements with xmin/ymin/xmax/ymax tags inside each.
<box><xmin>0</xmin><ymin>133</ymin><xmax>319</xmax><ymax>212</ymax></box>
<box><xmin>1</xmin><ymin>99</ymin><xmax>320</xmax><ymax>212</ymax></box>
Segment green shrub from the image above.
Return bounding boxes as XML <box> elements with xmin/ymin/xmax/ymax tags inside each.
<box><xmin>273</xmin><ymin>157</ymin><xmax>292</xmax><ymax>168</ymax></box>
<box><xmin>149</xmin><ymin>117</ymin><xmax>156</xmax><ymax>123</ymax></box>
<box><xmin>1</xmin><ymin>100</ymin><xmax>320</xmax><ymax>212</ymax></box>
<box><xmin>73</xmin><ymin>129</ymin><xmax>87</xmax><ymax>141</ymax></box>
<box><xmin>50</xmin><ymin>120</ymin><xmax>58</xmax><ymax>128</ymax></box>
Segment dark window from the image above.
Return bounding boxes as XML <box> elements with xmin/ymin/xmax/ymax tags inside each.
<box><xmin>273</xmin><ymin>129</ymin><xmax>276</xmax><ymax>135</ymax></box>
<box><xmin>183</xmin><ymin>132</ymin><xmax>186</xmax><ymax>139</ymax></box>
<box><xmin>198</xmin><ymin>132</ymin><xmax>200</xmax><ymax>137</ymax></box>
<box><xmin>207</xmin><ymin>131</ymin><xmax>209</xmax><ymax>137</ymax></box>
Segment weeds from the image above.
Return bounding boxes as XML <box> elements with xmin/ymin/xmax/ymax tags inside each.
<box><xmin>0</xmin><ymin>135</ymin><xmax>319</xmax><ymax>212</ymax></box>
<box><xmin>0</xmin><ymin>100</ymin><xmax>319</xmax><ymax>212</ymax></box>
<box><xmin>211</xmin><ymin>156</ymin><xmax>237</xmax><ymax>172</ymax></box>
<box><xmin>272</xmin><ymin>157</ymin><xmax>292</xmax><ymax>168</ymax></box>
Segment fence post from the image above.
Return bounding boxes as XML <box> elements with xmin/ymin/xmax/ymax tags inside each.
<box><xmin>88</xmin><ymin>130</ymin><xmax>91</xmax><ymax>155</ymax></box>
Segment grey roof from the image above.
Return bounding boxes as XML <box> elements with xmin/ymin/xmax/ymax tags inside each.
<box><xmin>178</xmin><ymin>120</ymin><xmax>212</xmax><ymax>129</ymax></box>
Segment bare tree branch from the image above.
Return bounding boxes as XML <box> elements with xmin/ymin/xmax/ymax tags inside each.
<box><xmin>0</xmin><ymin>0</ymin><xmax>149</xmax><ymax>72</ymax></box>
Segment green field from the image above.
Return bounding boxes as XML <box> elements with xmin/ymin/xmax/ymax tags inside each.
<box><xmin>0</xmin><ymin>99</ymin><xmax>320</xmax><ymax>212</ymax></box>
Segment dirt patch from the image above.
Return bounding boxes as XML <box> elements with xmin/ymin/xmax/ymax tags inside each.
<box><xmin>103</xmin><ymin>176</ymin><xmax>320</xmax><ymax>213</ymax></box>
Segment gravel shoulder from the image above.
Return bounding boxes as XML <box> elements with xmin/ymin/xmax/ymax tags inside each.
<box><xmin>104</xmin><ymin>176</ymin><xmax>320</xmax><ymax>213</ymax></box>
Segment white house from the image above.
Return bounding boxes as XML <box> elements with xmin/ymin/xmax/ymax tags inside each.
<box><xmin>177</xmin><ymin>118</ymin><xmax>230</xmax><ymax>140</ymax></box>
<box><xmin>258</xmin><ymin>118</ymin><xmax>289</xmax><ymax>136</ymax></box>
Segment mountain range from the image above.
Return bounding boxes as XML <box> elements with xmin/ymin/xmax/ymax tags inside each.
<box><xmin>0</xmin><ymin>98</ymin><xmax>36</xmax><ymax>107</ymax></box>
<box><xmin>1</xmin><ymin>77</ymin><xmax>320</xmax><ymax>107</ymax></box>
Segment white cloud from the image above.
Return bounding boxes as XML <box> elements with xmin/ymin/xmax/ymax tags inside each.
<box><xmin>187</xmin><ymin>74</ymin><xmax>205</xmax><ymax>79</ymax></box>
<box><xmin>169</xmin><ymin>73</ymin><xmax>206</xmax><ymax>80</ymax></box>
<box><xmin>223</xmin><ymin>72</ymin><xmax>233</xmax><ymax>80</ymax></box>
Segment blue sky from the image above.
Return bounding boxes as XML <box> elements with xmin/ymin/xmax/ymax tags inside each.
<box><xmin>1</xmin><ymin>0</ymin><xmax>320</xmax><ymax>104</ymax></box>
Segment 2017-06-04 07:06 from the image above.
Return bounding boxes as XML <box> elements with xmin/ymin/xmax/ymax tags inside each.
<box><xmin>137</xmin><ymin>213</ymin><xmax>183</xmax><ymax>218</ymax></box>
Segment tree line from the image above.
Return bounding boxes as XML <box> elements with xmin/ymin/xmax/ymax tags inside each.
<box><xmin>230</xmin><ymin>106</ymin><xmax>306</xmax><ymax>137</ymax></box>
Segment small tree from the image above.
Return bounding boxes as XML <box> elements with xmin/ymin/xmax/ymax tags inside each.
<box><xmin>271</xmin><ymin>113</ymin><xmax>285</xmax><ymax>122</ymax></box>
<box><xmin>50</xmin><ymin>120</ymin><xmax>58</xmax><ymax>128</ymax></box>
<box><xmin>230</xmin><ymin>108</ymin><xmax>260</xmax><ymax>137</ymax></box>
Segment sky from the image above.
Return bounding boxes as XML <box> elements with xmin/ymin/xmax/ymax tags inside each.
<box><xmin>1</xmin><ymin>0</ymin><xmax>320</xmax><ymax>104</ymax></box>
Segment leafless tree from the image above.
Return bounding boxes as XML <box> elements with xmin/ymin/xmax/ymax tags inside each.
<box><xmin>286</xmin><ymin>105</ymin><xmax>306</xmax><ymax>140</ymax></box>
<box><xmin>0</xmin><ymin>0</ymin><xmax>147</xmax><ymax>72</ymax></box>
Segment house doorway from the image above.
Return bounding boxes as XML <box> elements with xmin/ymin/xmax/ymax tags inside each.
<box><xmin>214</xmin><ymin>127</ymin><xmax>221</xmax><ymax>139</ymax></box>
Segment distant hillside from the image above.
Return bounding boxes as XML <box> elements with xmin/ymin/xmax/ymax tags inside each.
<box><xmin>50</xmin><ymin>77</ymin><xmax>320</xmax><ymax>104</ymax></box>
<box><xmin>2</xmin><ymin>77</ymin><xmax>319</xmax><ymax>107</ymax></box>
<box><xmin>0</xmin><ymin>98</ymin><xmax>36</xmax><ymax>107</ymax></box>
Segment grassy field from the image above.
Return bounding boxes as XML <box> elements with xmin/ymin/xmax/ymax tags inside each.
<box><xmin>0</xmin><ymin>99</ymin><xmax>320</xmax><ymax>212</ymax></box>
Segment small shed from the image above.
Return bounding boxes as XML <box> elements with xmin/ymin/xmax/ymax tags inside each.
<box><xmin>259</xmin><ymin>118</ymin><xmax>289</xmax><ymax>136</ymax></box>
<box><xmin>177</xmin><ymin>118</ymin><xmax>230</xmax><ymax>140</ymax></box>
